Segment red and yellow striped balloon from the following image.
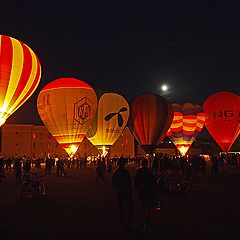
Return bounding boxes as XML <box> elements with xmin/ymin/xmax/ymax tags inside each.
<box><xmin>166</xmin><ymin>103</ymin><xmax>205</xmax><ymax>155</ymax></box>
<box><xmin>0</xmin><ymin>35</ymin><xmax>41</xmax><ymax>126</ymax></box>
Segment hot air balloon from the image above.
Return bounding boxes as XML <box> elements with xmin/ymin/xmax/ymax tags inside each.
<box><xmin>0</xmin><ymin>35</ymin><xmax>41</xmax><ymax>126</ymax></box>
<box><xmin>87</xmin><ymin>93</ymin><xmax>130</xmax><ymax>157</ymax></box>
<box><xmin>37</xmin><ymin>78</ymin><xmax>97</xmax><ymax>156</ymax></box>
<box><xmin>203</xmin><ymin>91</ymin><xmax>240</xmax><ymax>152</ymax></box>
<box><xmin>129</xmin><ymin>93</ymin><xmax>173</xmax><ymax>154</ymax></box>
<box><xmin>166</xmin><ymin>103</ymin><xmax>205</xmax><ymax>156</ymax></box>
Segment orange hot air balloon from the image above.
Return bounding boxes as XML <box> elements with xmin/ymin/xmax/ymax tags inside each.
<box><xmin>129</xmin><ymin>93</ymin><xmax>173</xmax><ymax>154</ymax></box>
<box><xmin>0</xmin><ymin>35</ymin><xmax>41</xmax><ymax>126</ymax></box>
<box><xmin>87</xmin><ymin>92</ymin><xmax>130</xmax><ymax>157</ymax></box>
<box><xmin>203</xmin><ymin>91</ymin><xmax>240</xmax><ymax>152</ymax></box>
<box><xmin>37</xmin><ymin>78</ymin><xmax>97</xmax><ymax>156</ymax></box>
<box><xmin>166</xmin><ymin>103</ymin><xmax>206</xmax><ymax>156</ymax></box>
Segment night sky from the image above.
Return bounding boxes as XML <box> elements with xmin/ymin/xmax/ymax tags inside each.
<box><xmin>1</xmin><ymin>1</ymin><xmax>239</xmax><ymax>125</ymax></box>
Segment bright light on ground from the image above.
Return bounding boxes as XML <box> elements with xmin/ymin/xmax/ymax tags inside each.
<box><xmin>161</xmin><ymin>85</ymin><xmax>168</xmax><ymax>91</ymax></box>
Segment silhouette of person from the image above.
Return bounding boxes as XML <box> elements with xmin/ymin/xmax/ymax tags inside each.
<box><xmin>95</xmin><ymin>157</ymin><xmax>106</xmax><ymax>184</ymax></box>
<box><xmin>211</xmin><ymin>155</ymin><xmax>219</xmax><ymax>176</ymax></box>
<box><xmin>23</xmin><ymin>158</ymin><xmax>31</xmax><ymax>180</ymax></box>
<box><xmin>135</xmin><ymin>158</ymin><xmax>157</xmax><ymax>231</ymax></box>
<box><xmin>13</xmin><ymin>158</ymin><xmax>22</xmax><ymax>182</ymax></box>
<box><xmin>56</xmin><ymin>158</ymin><xmax>66</xmax><ymax>177</ymax></box>
<box><xmin>112</xmin><ymin>157</ymin><xmax>133</xmax><ymax>231</ymax></box>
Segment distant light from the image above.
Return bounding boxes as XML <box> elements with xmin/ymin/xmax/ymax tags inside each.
<box><xmin>161</xmin><ymin>85</ymin><xmax>168</xmax><ymax>92</ymax></box>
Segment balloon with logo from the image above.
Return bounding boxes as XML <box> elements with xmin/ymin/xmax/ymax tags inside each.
<box><xmin>129</xmin><ymin>93</ymin><xmax>173</xmax><ymax>154</ymax></box>
<box><xmin>166</xmin><ymin>103</ymin><xmax>206</xmax><ymax>156</ymax></box>
<box><xmin>0</xmin><ymin>35</ymin><xmax>41</xmax><ymax>126</ymax></box>
<box><xmin>203</xmin><ymin>91</ymin><xmax>240</xmax><ymax>152</ymax></box>
<box><xmin>37</xmin><ymin>78</ymin><xmax>97</xmax><ymax>156</ymax></box>
<box><xmin>87</xmin><ymin>92</ymin><xmax>130</xmax><ymax>157</ymax></box>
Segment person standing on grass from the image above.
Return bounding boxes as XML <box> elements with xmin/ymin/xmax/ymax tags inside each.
<box><xmin>112</xmin><ymin>157</ymin><xmax>133</xmax><ymax>231</ymax></box>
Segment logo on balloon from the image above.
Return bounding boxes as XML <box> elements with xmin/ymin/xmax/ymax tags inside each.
<box><xmin>74</xmin><ymin>97</ymin><xmax>92</xmax><ymax>124</ymax></box>
<box><xmin>211</xmin><ymin>110</ymin><xmax>240</xmax><ymax>119</ymax></box>
<box><xmin>104</xmin><ymin>107</ymin><xmax>127</xmax><ymax>127</ymax></box>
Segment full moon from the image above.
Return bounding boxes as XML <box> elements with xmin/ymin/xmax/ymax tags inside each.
<box><xmin>161</xmin><ymin>85</ymin><xmax>168</xmax><ymax>91</ymax></box>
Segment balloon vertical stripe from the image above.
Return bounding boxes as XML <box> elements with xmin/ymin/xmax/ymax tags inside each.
<box><xmin>2</xmin><ymin>38</ymin><xmax>23</xmax><ymax>112</ymax></box>
<box><xmin>0</xmin><ymin>35</ymin><xmax>13</xmax><ymax>107</ymax></box>
<box><xmin>10</xmin><ymin>46</ymin><xmax>41</xmax><ymax>112</ymax></box>
<box><xmin>7</xmin><ymin>41</ymin><xmax>32</xmax><ymax>109</ymax></box>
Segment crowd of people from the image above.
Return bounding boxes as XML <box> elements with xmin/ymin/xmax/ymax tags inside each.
<box><xmin>111</xmin><ymin>152</ymin><xmax>240</xmax><ymax>232</ymax></box>
<box><xmin>0</xmin><ymin>152</ymin><xmax>239</xmax><ymax>233</ymax></box>
<box><xmin>0</xmin><ymin>152</ymin><xmax>239</xmax><ymax>178</ymax></box>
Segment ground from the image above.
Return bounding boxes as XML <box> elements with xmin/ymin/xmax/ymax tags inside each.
<box><xmin>0</xmin><ymin>164</ymin><xmax>240</xmax><ymax>240</ymax></box>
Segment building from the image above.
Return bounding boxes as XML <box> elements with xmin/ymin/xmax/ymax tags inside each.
<box><xmin>1</xmin><ymin>124</ymin><xmax>65</xmax><ymax>158</ymax></box>
<box><xmin>1</xmin><ymin>123</ymin><xmax>238</xmax><ymax>158</ymax></box>
<box><xmin>0</xmin><ymin>124</ymin><xmax>135</xmax><ymax>158</ymax></box>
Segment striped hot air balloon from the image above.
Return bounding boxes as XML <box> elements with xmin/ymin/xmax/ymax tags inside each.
<box><xmin>0</xmin><ymin>35</ymin><xmax>41</xmax><ymax>126</ymax></box>
<box><xmin>166</xmin><ymin>103</ymin><xmax>205</xmax><ymax>156</ymax></box>
<box><xmin>129</xmin><ymin>93</ymin><xmax>173</xmax><ymax>154</ymax></box>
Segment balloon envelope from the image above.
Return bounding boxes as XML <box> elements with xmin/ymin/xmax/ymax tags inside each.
<box><xmin>0</xmin><ymin>35</ymin><xmax>41</xmax><ymax>126</ymax></box>
<box><xmin>203</xmin><ymin>91</ymin><xmax>240</xmax><ymax>152</ymax></box>
<box><xmin>37</xmin><ymin>78</ymin><xmax>97</xmax><ymax>156</ymax></box>
<box><xmin>166</xmin><ymin>103</ymin><xmax>205</xmax><ymax>156</ymax></box>
<box><xmin>129</xmin><ymin>93</ymin><xmax>173</xmax><ymax>153</ymax></box>
<box><xmin>87</xmin><ymin>93</ymin><xmax>130</xmax><ymax>157</ymax></box>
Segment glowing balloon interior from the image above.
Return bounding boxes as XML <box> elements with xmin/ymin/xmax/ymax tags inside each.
<box><xmin>0</xmin><ymin>35</ymin><xmax>41</xmax><ymax>126</ymax></box>
<box><xmin>87</xmin><ymin>93</ymin><xmax>130</xmax><ymax>157</ymax></box>
<box><xmin>203</xmin><ymin>91</ymin><xmax>240</xmax><ymax>152</ymax></box>
<box><xmin>129</xmin><ymin>93</ymin><xmax>173</xmax><ymax>154</ymax></box>
<box><xmin>37</xmin><ymin>78</ymin><xmax>97</xmax><ymax>156</ymax></box>
<box><xmin>166</xmin><ymin>103</ymin><xmax>205</xmax><ymax>156</ymax></box>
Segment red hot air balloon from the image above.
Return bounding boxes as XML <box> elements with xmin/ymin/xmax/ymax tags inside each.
<box><xmin>129</xmin><ymin>93</ymin><xmax>173</xmax><ymax>154</ymax></box>
<box><xmin>166</xmin><ymin>103</ymin><xmax>206</xmax><ymax>156</ymax></box>
<box><xmin>0</xmin><ymin>35</ymin><xmax>41</xmax><ymax>126</ymax></box>
<box><xmin>203</xmin><ymin>91</ymin><xmax>240</xmax><ymax>152</ymax></box>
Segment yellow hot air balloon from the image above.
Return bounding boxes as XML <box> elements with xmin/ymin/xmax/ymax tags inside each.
<box><xmin>37</xmin><ymin>78</ymin><xmax>97</xmax><ymax>156</ymax></box>
<box><xmin>0</xmin><ymin>35</ymin><xmax>41</xmax><ymax>126</ymax></box>
<box><xmin>87</xmin><ymin>93</ymin><xmax>130</xmax><ymax>157</ymax></box>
